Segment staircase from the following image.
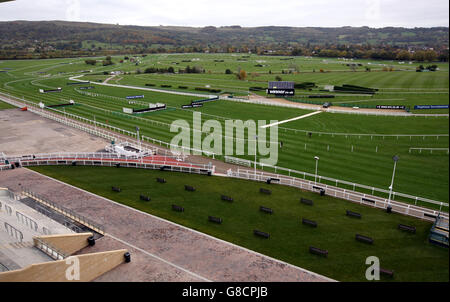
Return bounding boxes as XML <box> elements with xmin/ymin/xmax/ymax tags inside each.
<box><xmin>429</xmin><ymin>215</ymin><xmax>449</xmax><ymax>248</ymax></box>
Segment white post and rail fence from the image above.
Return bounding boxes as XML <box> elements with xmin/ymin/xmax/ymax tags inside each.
<box><xmin>0</xmin><ymin>91</ymin><xmax>447</xmax><ymax>220</ymax></box>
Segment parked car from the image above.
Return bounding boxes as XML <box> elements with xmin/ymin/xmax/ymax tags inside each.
<box><xmin>323</xmin><ymin>102</ymin><xmax>332</xmax><ymax>108</ymax></box>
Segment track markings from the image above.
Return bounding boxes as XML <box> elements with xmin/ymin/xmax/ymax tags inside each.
<box><xmin>261</xmin><ymin>111</ymin><xmax>322</xmax><ymax>128</ymax></box>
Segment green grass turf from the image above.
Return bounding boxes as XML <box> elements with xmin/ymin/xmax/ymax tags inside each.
<box><xmin>28</xmin><ymin>165</ymin><xmax>449</xmax><ymax>282</ymax></box>
<box><xmin>4</xmin><ymin>80</ymin><xmax>447</xmax><ymax>204</ymax></box>
<box><xmin>0</xmin><ymin>57</ymin><xmax>448</xmax><ymax>203</ymax></box>
<box><xmin>0</xmin><ymin>100</ymin><xmax>15</xmax><ymax>110</ymax></box>
<box><xmin>115</xmin><ymin>70</ymin><xmax>449</xmax><ymax>112</ymax></box>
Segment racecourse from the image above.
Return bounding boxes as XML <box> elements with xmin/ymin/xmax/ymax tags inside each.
<box><xmin>0</xmin><ymin>55</ymin><xmax>448</xmax><ymax>203</ymax></box>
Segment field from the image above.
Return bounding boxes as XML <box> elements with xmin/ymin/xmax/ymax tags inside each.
<box><xmin>0</xmin><ymin>55</ymin><xmax>448</xmax><ymax>207</ymax></box>
<box><xmin>0</xmin><ymin>100</ymin><xmax>15</xmax><ymax>110</ymax></box>
<box><xmin>0</xmin><ymin>52</ymin><xmax>448</xmax><ymax>283</ymax></box>
<box><xmin>96</xmin><ymin>53</ymin><xmax>449</xmax><ymax>113</ymax></box>
<box><xmin>28</xmin><ymin>165</ymin><xmax>449</xmax><ymax>282</ymax></box>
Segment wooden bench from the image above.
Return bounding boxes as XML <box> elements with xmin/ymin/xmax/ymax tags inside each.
<box><xmin>259</xmin><ymin>188</ymin><xmax>271</xmax><ymax>195</ymax></box>
<box><xmin>172</xmin><ymin>204</ymin><xmax>184</xmax><ymax>212</ymax></box>
<box><xmin>302</xmin><ymin>218</ymin><xmax>317</xmax><ymax>228</ymax></box>
<box><xmin>184</xmin><ymin>185</ymin><xmax>196</xmax><ymax>192</ymax></box>
<box><xmin>253</xmin><ymin>230</ymin><xmax>270</xmax><ymax>239</ymax></box>
<box><xmin>259</xmin><ymin>206</ymin><xmax>273</xmax><ymax>214</ymax></box>
<box><xmin>208</xmin><ymin>216</ymin><xmax>222</xmax><ymax>224</ymax></box>
<box><xmin>300</xmin><ymin>198</ymin><xmax>313</xmax><ymax>206</ymax></box>
<box><xmin>221</xmin><ymin>195</ymin><xmax>233</xmax><ymax>202</ymax></box>
<box><xmin>355</xmin><ymin>234</ymin><xmax>373</xmax><ymax>244</ymax></box>
<box><xmin>346</xmin><ymin>210</ymin><xmax>362</xmax><ymax>219</ymax></box>
<box><xmin>380</xmin><ymin>268</ymin><xmax>394</xmax><ymax>278</ymax></box>
<box><xmin>398</xmin><ymin>224</ymin><xmax>416</xmax><ymax>233</ymax></box>
<box><xmin>112</xmin><ymin>186</ymin><xmax>121</xmax><ymax>192</ymax></box>
<box><xmin>156</xmin><ymin>177</ymin><xmax>166</xmax><ymax>183</ymax></box>
<box><xmin>309</xmin><ymin>246</ymin><xmax>328</xmax><ymax>257</ymax></box>
<box><xmin>140</xmin><ymin>194</ymin><xmax>151</xmax><ymax>202</ymax></box>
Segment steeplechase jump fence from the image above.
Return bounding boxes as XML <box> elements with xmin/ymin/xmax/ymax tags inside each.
<box><xmin>223</xmin><ymin>95</ymin><xmax>449</xmax><ymax>117</ymax></box>
<box><xmin>0</xmin><ymin>91</ymin><xmax>446</xmax><ymax>218</ymax></box>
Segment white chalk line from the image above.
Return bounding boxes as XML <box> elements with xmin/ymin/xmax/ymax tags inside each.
<box><xmin>261</xmin><ymin>111</ymin><xmax>322</xmax><ymax>128</ymax></box>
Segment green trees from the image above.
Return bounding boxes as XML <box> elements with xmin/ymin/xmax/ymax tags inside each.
<box><xmin>396</xmin><ymin>50</ymin><xmax>411</xmax><ymax>61</ymax></box>
<box><xmin>438</xmin><ymin>50</ymin><xmax>449</xmax><ymax>62</ymax></box>
<box><xmin>413</xmin><ymin>50</ymin><xmax>438</xmax><ymax>62</ymax></box>
<box><xmin>424</xmin><ymin>50</ymin><xmax>438</xmax><ymax>62</ymax></box>
<box><xmin>291</xmin><ymin>48</ymin><xmax>303</xmax><ymax>56</ymax></box>
<box><xmin>236</xmin><ymin>69</ymin><xmax>247</xmax><ymax>80</ymax></box>
<box><xmin>102</xmin><ymin>56</ymin><xmax>113</xmax><ymax>66</ymax></box>
<box><xmin>180</xmin><ymin>65</ymin><xmax>203</xmax><ymax>74</ymax></box>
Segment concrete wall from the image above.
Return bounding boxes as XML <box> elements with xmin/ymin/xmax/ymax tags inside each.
<box><xmin>0</xmin><ymin>249</ymin><xmax>128</xmax><ymax>282</ymax></box>
<box><xmin>34</xmin><ymin>232</ymin><xmax>93</xmax><ymax>255</ymax></box>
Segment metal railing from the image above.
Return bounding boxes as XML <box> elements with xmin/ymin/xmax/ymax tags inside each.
<box><xmin>223</xmin><ymin>95</ymin><xmax>449</xmax><ymax>117</ymax></box>
<box><xmin>0</xmin><ymin>165</ymin><xmax>10</xmax><ymax>171</ymax></box>
<box><xmin>3</xmin><ymin>222</ymin><xmax>24</xmax><ymax>242</ymax></box>
<box><xmin>33</xmin><ymin>237</ymin><xmax>66</xmax><ymax>260</ymax></box>
<box><xmin>3</xmin><ymin>152</ymin><xmax>213</xmax><ymax>171</ymax></box>
<box><xmin>409</xmin><ymin>147</ymin><xmax>449</xmax><ymax>154</ymax></box>
<box><xmin>5</xmin><ymin>152</ymin><xmax>138</xmax><ymax>162</ymax></box>
<box><xmin>224</xmin><ymin>156</ymin><xmax>252</xmax><ymax>167</ymax></box>
<box><xmin>222</xmin><ymin>155</ymin><xmax>448</xmax><ymax>209</ymax></box>
<box><xmin>230</xmin><ymin>168</ymin><xmax>448</xmax><ymax>222</ymax></box>
<box><xmin>326</xmin><ymin>108</ymin><xmax>449</xmax><ymax>117</ymax></box>
<box><xmin>0</xmin><ymin>263</ymin><xmax>9</xmax><ymax>272</ymax></box>
<box><xmin>22</xmin><ymin>189</ymin><xmax>106</xmax><ymax>235</ymax></box>
<box><xmin>2</xmin><ymin>89</ymin><xmax>447</xmax><ymax>153</ymax></box>
<box><xmin>141</xmin><ymin>135</ymin><xmax>218</xmax><ymax>159</ymax></box>
<box><xmin>1</xmin><ymin>89</ymin><xmax>447</xmax><ymax>213</ymax></box>
<box><xmin>0</xmin><ymin>91</ymin><xmax>208</xmax><ymax>158</ymax></box>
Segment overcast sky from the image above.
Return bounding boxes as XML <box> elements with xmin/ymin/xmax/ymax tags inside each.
<box><xmin>0</xmin><ymin>0</ymin><xmax>448</xmax><ymax>28</ymax></box>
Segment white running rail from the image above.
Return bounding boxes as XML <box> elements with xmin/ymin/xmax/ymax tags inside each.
<box><xmin>231</xmin><ymin>168</ymin><xmax>448</xmax><ymax>222</ymax></box>
<box><xmin>223</xmin><ymin>155</ymin><xmax>448</xmax><ymax>208</ymax></box>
